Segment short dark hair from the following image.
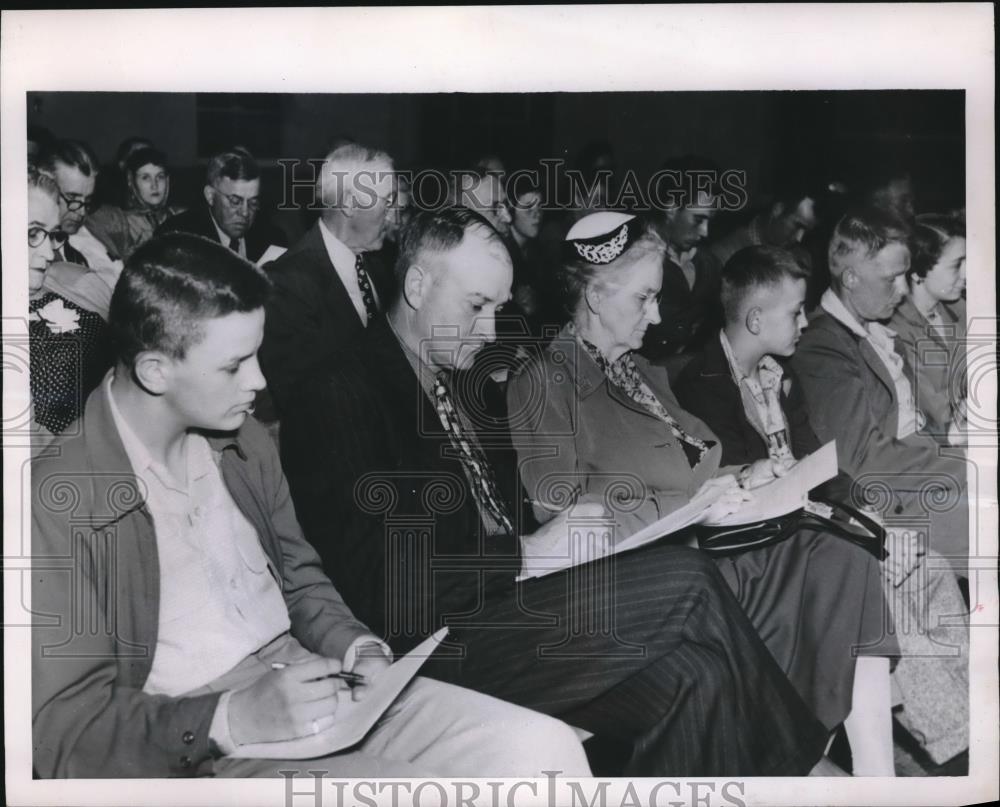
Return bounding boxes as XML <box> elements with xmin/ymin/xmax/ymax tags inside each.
<box><xmin>109</xmin><ymin>232</ymin><xmax>271</xmax><ymax>369</ymax></box>
<box><xmin>394</xmin><ymin>206</ymin><xmax>506</xmax><ymax>287</ymax></box>
<box><xmin>908</xmin><ymin>213</ymin><xmax>966</xmax><ymax>280</ymax></box>
<box><xmin>721</xmin><ymin>245</ymin><xmax>810</xmax><ymax>323</ymax></box>
<box><xmin>828</xmin><ymin>206</ymin><xmax>912</xmax><ymax>280</ymax></box>
<box><xmin>125</xmin><ymin>146</ymin><xmax>169</xmax><ymax>176</ymax></box>
<box><xmin>38</xmin><ymin>139</ymin><xmax>100</xmax><ymax>177</ymax></box>
<box><xmin>206</xmin><ymin>147</ymin><xmax>260</xmax><ymax>186</ymax></box>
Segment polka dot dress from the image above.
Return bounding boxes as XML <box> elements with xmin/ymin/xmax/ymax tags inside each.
<box><xmin>29</xmin><ymin>292</ymin><xmax>112</xmax><ymax>433</ymax></box>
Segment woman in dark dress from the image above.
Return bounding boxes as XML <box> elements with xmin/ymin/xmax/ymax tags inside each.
<box><xmin>508</xmin><ymin>212</ymin><xmax>898</xmax><ymax>775</ymax></box>
<box><xmin>28</xmin><ymin>168</ymin><xmax>111</xmax><ymax>436</ymax></box>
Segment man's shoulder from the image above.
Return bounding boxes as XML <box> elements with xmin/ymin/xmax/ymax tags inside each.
<box><xmin>268</xmin><ymin>226</ymin><xmax>327</xmax><ymax>280</ymax></box>
<box><xmin>799</xmin><ymin>309</ymin><xmax>855</xmax><ymax>349</ymax></box>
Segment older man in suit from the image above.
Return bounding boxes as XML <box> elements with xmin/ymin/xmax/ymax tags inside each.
<box><xmin>157</xmin><ymin>147</ymin><xmax>287</xmax><ymax>263</ymax></box>
<box><xmin>259</xmin><ymin>143</ymin><xmax>395</xmax><ymax>415</ymax></box>
<box><xmin>282</xmin><ymin>205</ymin><xmax>833</xmax><ymax>777</ymax></box>
<box><xmin>790</xmin><ymin>209</ymin><xmax>971</xmax><ymax>765</ymax></box>
<box><xmin>791</xmin><ymin>207</ymin><xmax>969</xmax><ymax>577</ymax></box>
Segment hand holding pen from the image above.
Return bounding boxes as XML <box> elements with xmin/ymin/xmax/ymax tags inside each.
<box><xmin>270</xmin><ymin>661</ymin><xmax>366</xmax><ymax>685</ymax></box>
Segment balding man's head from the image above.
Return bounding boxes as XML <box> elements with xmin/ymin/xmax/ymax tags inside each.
<box><xmin>391</xmin><ymin>206</ymin><xmax>513</xmax><ymax>372</ymax></box>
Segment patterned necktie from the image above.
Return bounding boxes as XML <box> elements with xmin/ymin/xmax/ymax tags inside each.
<box><xmin>432</xmin><ymin>372</ymin><xmax>514</xmax><ymax>535</ymax></box>
<box><xmin>579</xmin><ymin>336</ymin><xmax>715</xmax><ymax>468</ymax></box>
<box><xmin>355</xmin><ymin>253</ymin><xmax>379</xmax><ymax>323</ymax></box>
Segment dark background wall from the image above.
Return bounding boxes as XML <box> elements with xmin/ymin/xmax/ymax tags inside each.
<box><xmin>27</xmin><ymin>90</ymin><xmax>964</xmax><ymax>243</ymax></box>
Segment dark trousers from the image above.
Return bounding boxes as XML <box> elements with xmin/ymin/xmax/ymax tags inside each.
<box><xmin>422</xmin><ymin>543</ymin><xmax>829</xmax><ymax>777</ymax></box>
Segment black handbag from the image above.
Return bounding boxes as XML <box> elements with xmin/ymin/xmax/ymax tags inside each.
<box><xmin>695</xmin><ymin>495</ymin><xmax>887</xmax><ymax>560</ymax></box>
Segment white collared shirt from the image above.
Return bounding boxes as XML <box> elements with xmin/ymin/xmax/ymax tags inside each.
<box><xmin>211</xmin><ymin>215</ymin><xmax>246</xmax><ymax>259</ymax></box>
<box><xmin>68</xmin><ymin>225</ymin><xmax>124</xmax><ymax>292</ymax></box>
<box><xmin>820</xmin><ymin>289</ymin><xmax>921</xmax><ymax>439</ymax></box>
<box><xmin>106</xmin><ymin>375</ymin><xmax>291</xmax><ymax>696</ymax></box>
<box><xmin>318</xmin><ymin>219</ymin><xmax>380</xmax><ymax>326</ymax></box>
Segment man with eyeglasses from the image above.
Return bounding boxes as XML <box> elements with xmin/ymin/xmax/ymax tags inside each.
<box><xmin>157</xmin><ymin>147</ymin><xmax>287</xmax><ymax>264</ymax></box>
<box><xmin>37</xmin><ymin>139</ymin><xmax>124</xmax><ymax>291</ymax></box>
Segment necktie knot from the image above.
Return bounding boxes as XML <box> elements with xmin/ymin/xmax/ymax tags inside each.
<box><xmin>228</xmin><ymin>236</ymin><xmax>240</xmax><ymax>253</ymax></box>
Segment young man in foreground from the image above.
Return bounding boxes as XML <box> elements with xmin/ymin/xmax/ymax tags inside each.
<box><xmin>31</xmin><ymin>232</ymin><xmax>589</xmax><ymax>778</ymax></box>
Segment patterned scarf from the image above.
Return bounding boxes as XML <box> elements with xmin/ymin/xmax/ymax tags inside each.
<box><xmin>577</xmin><ymin>332</ymin><xmax>715</xmax><ymax>468</ymax></box>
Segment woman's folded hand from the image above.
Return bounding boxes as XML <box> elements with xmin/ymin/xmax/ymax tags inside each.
<box><xmin>745</xmin><ymin>457</ymin><xmax>798</xmax><ymax>489</ymax></box>
<box><xmin>701</xmin><ymin>477</ymin><xmax>753</xmax><ymax>523</ymax></box>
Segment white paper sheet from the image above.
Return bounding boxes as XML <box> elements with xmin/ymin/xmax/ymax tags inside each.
<box><xmin>703</xmin><ymin>441</ymin><xmax>839</xmax><ymax>526</ymax></box>
<box><xmin>256</xmin><ymin>244</ymin><xmax>288</xmax><ymax>267</ymax></box>
<box><xmin>231</xmin><ymin>628</ymin><xmax>448</xmax><ymax>759</ymax></box>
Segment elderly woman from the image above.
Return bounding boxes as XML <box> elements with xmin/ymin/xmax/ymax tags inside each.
<box><xmin>86</xmin><ymin>146</ymin><xmax>185</xmax><ymax>263</ymax></box>
<box><xmin>28</xmin><ymin>168</ymin><xmax>111</xmax><ymax>435</ymax></box>
<box><xmin>889</xmin><ymin>214</ymin><xmax>967</xmax><ymax>445</ymax></box>
<box><xmin>508</xmin><ymin>212</ymin><xmax>897</xmax><ymax>775</ymax></box>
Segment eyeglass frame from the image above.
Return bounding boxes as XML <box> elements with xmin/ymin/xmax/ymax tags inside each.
<box><xmin>28</xmin><ymin>225</ymin><xmax>69</xmax><ymax>250</ymax></box>
<box><xmin>211</xmin><ymin>186</ymin><xmax>261</xmax><ymax>212</ymax></box>
<box><xmin>58</xmin><ymin>190</ymin><xmax>98</xmax><ymax>214</ymax></box>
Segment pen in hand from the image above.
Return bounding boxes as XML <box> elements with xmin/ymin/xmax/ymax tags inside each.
<box><xmin>270</xmin><ymin>661</ymin><xmax>367</xmax><ymax>685</ymax></box>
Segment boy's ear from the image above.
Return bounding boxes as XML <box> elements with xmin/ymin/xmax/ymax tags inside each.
<box><xmin>842</xmin><ymin>267</ymin><xmax>858</xmax><ymax>289</ymax></box>
<box><xmin>132</xmin><ymin>351</ymin><xmax>171</xmax><ymax>395</ymax></box>
<box><xmin>745</xmin><ymin>305</ymin><xmax>763</xmax><ymax>335</ymax></box>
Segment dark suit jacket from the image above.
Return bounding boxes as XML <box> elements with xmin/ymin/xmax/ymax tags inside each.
<box><xmin>155</xmin><ymin>202</ymin><xmax>288</xmax><ymax>263</ymax></box>
<box><xmin>258</xmin><ymin>222</ymin><xmax>393</xmax><ymax>420</ymax></box>
<box><xmin>674</xmin><ymin>332</ymin><xmax>853</xmax><ymax>504</ymax></box>
<box><xmin>32</xmin><ymin>382</ymin><xmax>372</xmax><ymax>778</ymax></box>
<box><xmin>790</xmin><ymin>309</ymin><xmax>966</xmax><ymax>519</ymax></box>
<box><xmin>281</xmin><ymin>320</ymin><xmax>521</xmax><ymax>650</ymax></box>
<box><xmin>641</xmin><ymin>248</ymin><xmax>723</xmax><ymax>361</ymax></box>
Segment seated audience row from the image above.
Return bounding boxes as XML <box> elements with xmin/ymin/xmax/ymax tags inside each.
<box><xmin>26</xmin><ymin>132</ymin><xmax>972</xmax><ymax>778</ymax></box>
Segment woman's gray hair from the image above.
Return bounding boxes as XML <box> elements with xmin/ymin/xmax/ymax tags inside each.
<box><xmin>556</xmin><ymin>217</ymin><xmax>665</xmax><ymax>316</ymax></box>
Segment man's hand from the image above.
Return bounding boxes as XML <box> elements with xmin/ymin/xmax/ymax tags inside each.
<box><xmin>346</xmin><ymin>643</ymin><xmax>392</xmax><ymax>703</ymax></box>
<box><xmin>228</xmin><ymin>656</ymin><xmax>348</xmax><ymax>745</ymax></box>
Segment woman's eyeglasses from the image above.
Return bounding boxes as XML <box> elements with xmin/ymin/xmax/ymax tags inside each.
<box><xmin>58</xmin><ymin>191</ymin><xmax>98</xmax><ymax>214</ymax></box>
<box><xmin>28</xmin><ymin>226</ymin><xmax>69</xmax><ymax>250</ymax></box>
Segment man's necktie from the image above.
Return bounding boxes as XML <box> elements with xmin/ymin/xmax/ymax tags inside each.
<box><xmin>355</xmin><ymin>254</ymin><xmax>379</xmax><ymax>323</ymax></box>
<box><xmin>432</xmin><ymin>373</ymin><xmax>514</xmax><ymax>535</ymax></box>
<box><xmin>228</xmin><ymin>237</ymin><xmax>240</xmax><ymax>254</ymax></box>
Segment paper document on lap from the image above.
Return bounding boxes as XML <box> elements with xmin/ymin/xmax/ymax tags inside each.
<box><xmin>701</xmin><ymin>441</ymin><xmax>838</xmax><ymax>526</ymax></box>
<box><xmin>256</xmin><ymin>244</ymin><xmax>288</xmax><ymax>267</ymax></box>
<box><xmin>517</xmin><ymin>441</ymin><xmax>838</xmax><ymax>580</ymax></box>
<box><xmin>230</xmin><ymin>628</ymin><xmax>448</xmax><ymax>759</ymax></box>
